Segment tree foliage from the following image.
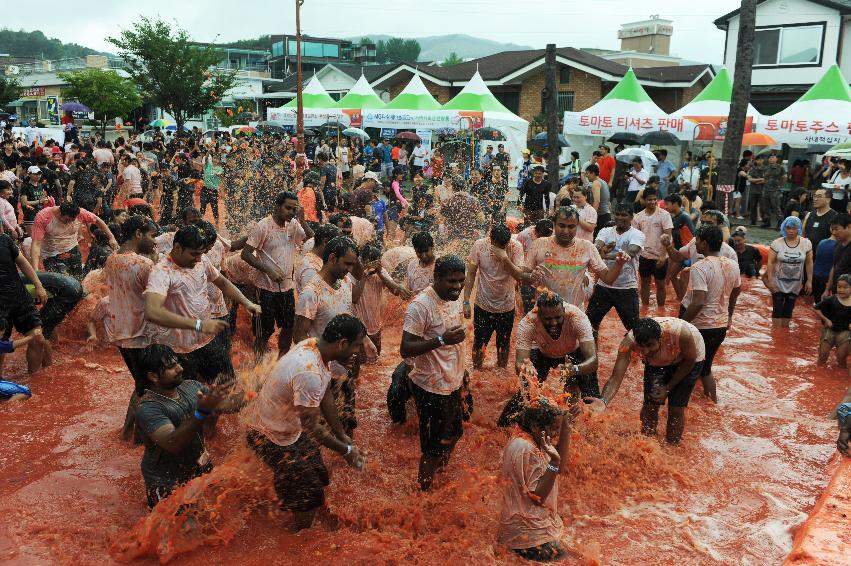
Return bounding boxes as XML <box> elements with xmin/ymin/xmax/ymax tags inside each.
<box><xmin>0</xmin><ymin>29</ymin><xmax>99</xmax><ymax>59</ymax></box>
<box><xmin>107</xmin><ymin>17</ymin><xmax>237</xmax><ymax>130</ymax></box>
<box><xmin>441</xmin><ymin>52</ymin><xmax>464</xmax><ymax>67</ymax></box>
<box><xmin>57</xmin><ymin>68</ymin><xmax>141</xmax><ymax>134</ymax></box>
<box><xmin>0</xmin><ymin>74</ymin><xmax>22</xmax><ymax>108</ymax></box>
<box><xmin>376</xmin><ymin>37</ymin><xmax>421</xmax><ymax>63</ymax></box>
<box><xmin>213</xmin><ymin>35</ymin><xmax>271</xmax><ymax>51</ymax></box>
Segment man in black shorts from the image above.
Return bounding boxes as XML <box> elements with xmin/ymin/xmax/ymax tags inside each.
<box><xmin>0</xmin><ymin>232</ymin><xmax>48</xmax><ymax>375</ymax></box>
<box><xmin>241</xmin><ymin>191</ymin><xmax>314</xmax><ymax>359</ymax></box>
<box><xmin>587</xmin><ymin>203</ymin><xmax>645</xmax><ymax>338</ymax></box>
<box><xmin>632</xmin><ymin>189</ymin><xmax>673</xmax><ymax>307</ymax></box>
<box><xmin>600</xmin><ymin>317</ymin><xmax>705</xmax><ymax>445</ymax></box>
<box><xmin>401</xmin><ymin>255</ymin><xmax>468</xmax><ymax>490</ymax></box>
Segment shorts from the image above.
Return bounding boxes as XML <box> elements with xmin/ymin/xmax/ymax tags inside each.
<box><xmin>698</xmin><ymin>327</ymin><xmax>727</xmax><ymax>376</ymax></box>
<box><xmin>409</xmin><ymin>379</ymin><xmax>464</xmax><ymax>458</ymax></box>
<box><xmin>42</xmin><ymin>246</ymin><xmax>83</xmax><ymax>279</ymax></box>
<box><xmin>387</xmin><ymin>361</ymin><xmax>411</xmax><ymax>423</ymax></box>
<box><xmin>771</xmin><ymin>292</ymin><xmax>797</xmax><ymax>319</ymax></box>
<box><xmin>638</xmin><ymin>255</ymin><xmax>668</xmax><ymax>280</ymax></box>
<box><xmin>178</xmin><ymin>332</ymin><xmax>235</xmax><ymax>385</ymax></box>
<box><xmin>119</xmin><ymin>346</ymin><xmax>153</xmax><ymax>396</ymax></box>
<box><xmin>257</xmin><ymin>288</ymin><xmax>295</xmax><ymax>339</ymax></box>
<box><xmin>472</xmin><ymin>305</ymin><xmax>515</xmax><ymax>351</ymax></box>
<box><xmin>513</xmin><ymin>541</ymin><xmax>565</xmax><ymax>562</ymax></box>
<box><xmin>821</xmin><ymin>327</ymin><xmax>851</xmax><ymax>347</ymax></box>
<box><xmin>0</xmin><ymin>287</ymin><xmax>41</xmax><ymax>337</ymax></box>
<box><xmin>586</xmin><ymin>285</ymin><xmax>640</xmax><ymax>331</ymax></box>
<box><xmin>29</xmin><ymin>271</ymin><xmax>84</xmax><ymax>338</ymax></box>
<box><xmin>247</xmin><ymin>430</ymin><xmax>329</xmax><ymax>513</ymax></box>
<box><xmin>643</xmin><ymin>361</ymin><xmax>704</xmax><ymax>408</ymax></box>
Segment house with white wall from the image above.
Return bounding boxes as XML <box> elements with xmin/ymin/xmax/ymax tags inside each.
<box><xmin>714</xmin><ymin>0</ymin><xmax>851</xmax><ymax>113</ymax></box>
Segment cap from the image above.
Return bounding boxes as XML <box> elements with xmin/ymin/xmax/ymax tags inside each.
<box><xmin>521</xmin><ymin>148</ymin><xmax>531</xmax><ymax>155</ymax></box>
<box><xmin>50</xmin><ymin>146</ymin><xmax>62</xmax><ymax>154</ymax></box>
<box><xmin>27</xmin><ymin>165</ymin><xmax>41</xmax><ymax>174</ymax></box>
<box><xmin>363</xmin><ymin>171</ymin><xmax>379</xmax><ymax>181</ymax></box>
<box><xmin>732</xmin><ymin>226</ymin><xmax>747</xmax><ymax>235</ymax></box>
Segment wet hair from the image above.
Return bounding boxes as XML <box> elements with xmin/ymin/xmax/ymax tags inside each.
<box><xmin>138</xmin><ymin>344</ymin><xmax>179</xmax><ymax>392</ymax></box>
<box><xmin>632</xmin><ymin>318</ymin><xmax>662</xmax><ymax>346</ymax></box>
<box><xmin>360</xmin><ymin>243</ymin><xmax>382</xmax><ymax>263</ymax></box>
<box><xmin>696</xmin><ymin>224</ymin><xmax>723</xmax><ymax>252</ymax></box>
<box><xmin>313</xmin><ymin>224</ymin><xmax>340</xmax><ymax>248</ymax></box>
<box><xmin>664</xmin><ymin>194</ymin><xmax>682</xmax><ymax>206</ymax></box>
<box><xmin>111</xmin><ymin>208</ymin><xmax>127</xmax><ymax>219</ymax></box>
<box><xmin>195</xmin><ymin>220</ymin><xmax>218</xmax><ymax>248</ymax></box>
<box><xmin>329</xmin><ymin>212</ymin><xmax>352</xmax><ymax>228</ymax></box>
<box><xmin>535</xmin><ymin>218</ymin><xmax>554</xmax><ymax>237</ymax></box>
<box><xmin>322</xmin><ymin>313</ymin><xmax>366</xmax><ymax>343</ymax></box>
<box><xmin>451</xmin><ymin>176</ymin><xmax>466</xmax><ymax>191</ymax></box>
<box><xmin>701</xmin><ymin>209</ymin><xmax>725</xmax><ymax>225</ymax></box>
<box><xmin>558</xmin><ymin>196</ymin><xmax>573</xmax><ymax>207</ymax></box>
<box><xmin>180</xmin><ymin>206</ymin><xmax>201</xmax><ymax>223</ymax></box>
<box><xmin>59</xmin><ymin>202</ymin><xmax>80</xmax><ymax>218</ymax></box>
<box><xmin>490</xmin><ymin>223</ymin><xmax>511</xmax><ymax>246</ymax></box>
<box><xmin>120</xmin><ymin>214</ymin><xmax>157</xmax><ymax>244</ymax></box>
<box><xmin>831</xmin><ymin>213</ymin><xmax>851</xmax><ymax>228</ymax></box>
<box><xmin>128</xmin><ymin>203</ymin><xmax>153</xmax><ymax>218</ymax></box>
<box><xmin>322</xmin><ymin>236</ymin><xmax>358</xmax><ymax>263</ymax></box>
<box><xmin>0</xmin><ymin>179</ymin><xmax>11</xmax><ymax>193</ymax></box>
<box><xmin>433</xmin><ymin>254</ymin><xmax>465</xmax><ymax>280</ymax></box>
<box><xmin>275</xmin><ymin>190</ymin><xmax>299</xmax><ymax>206</ymax></box>
<box><xmin>393</xmin><ymin>165</ymin><xmax>406</xmax><ymax>177</ymax></box>
<box><xmin>642</xmin><ymin>188</ymin><xmax>658</xmax><ymax>199</ymax></box>
<box><xmin>536</xmin><ymin>291</ymin><xmax>563</xmax><ymax>309</ymax></box>
<box><xmin>837</xmin><ymin>274</ymin><xmax>851</xmax><ymax>286</ymax></box>
<box><xmin>412</xmin><ymin>231</ymin><xmax>433</xmax><ymax>252</ymax></box>
<box><xmin>173</xmin><ymin>224</ymin><xmax>207</xmax><ymax>251</ymax></box>
<box><xmin>573</xmin><ymin>186</ymin><xmax>588</xmax><ymax>198</ymax></box>
<box><xmin>552</xmin><ymin>206</ymin><xmax>579</xmax><ymax>222</ymax></box>
<box><xmin>648</xmin><ymin>175</ymin><xmax>660</xmax><ymax>185</ymax></box>
<box><xmin>517</xmin><ymin>402</ymin><xmax>563</xmax><ymax>435</ymax></box>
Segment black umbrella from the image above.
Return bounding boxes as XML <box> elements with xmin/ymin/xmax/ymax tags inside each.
<box><xmin>318</xmin><ymin>121</ymin><xmax>342</xmax><ymax>133</ymax></box>
<box><xmin>607</xmin><ymin>132</ymin><xmax>641</xmax><ymax>145</ymax></box>
<box><xmin>638</xmin><ymin>130</ymin><xmax>680</xmax><ymax>146</ymax></box>
<box><xmin>302</xmin><ymin>128</ymin><xmax>318</xmax><ymax>136</ymax></box>
<box><xmin>475</xmin><ymin>127</ymin><xmax>506</xmax><ymax>141</ymax></box>
<box><xmin>531</xmin><ymin>132</ymin><xmax>569</xmax><ymax>148</ymax></box>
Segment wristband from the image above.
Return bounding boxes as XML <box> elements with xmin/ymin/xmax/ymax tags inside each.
<box><xmin>546</xmin><ymin>463</ymin><xmax>560</xmax><ymax>473</ymax></box>
<box><xmin>193</xmin><ymin>410</ymin><xmax>207</xmax><ymax>421</ymax></box>
<box><xmin>344</xmin><ymin>444</ymin><xmax>352</xmax><ymax>456</ymax></box>
<box><xmin>437</xmin><ymin>335</ymin><xmax>446</xmax><ymax>346</ymax></box>
<box><xmin>195</xmin><ymin>319</ymin><xmax>202</xmax><ymax>332</ymax></box>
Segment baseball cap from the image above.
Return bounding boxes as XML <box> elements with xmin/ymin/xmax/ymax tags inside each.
<box><xmin>27</xmin><ymin>165</ymin><xmax>41</xmax><ymax>174</ymax></box>
<box><xmin>363</xmin><ymin>171</ymin><xmax>379</xmax><ymax>181</ymax></box>
<box><xmin>50</xmin><ymin>146</ymin><xmax>62</xmax><ymax>154</ymax></box>
<box><xmin>732</xmin><ymin>226</ymin><xmax>747</xmax><ymax>235</ymax></box>
<box><xmin>521</xmin><ymin>148</ymin><xmax>531</xmax><ymax>155</ymax></box>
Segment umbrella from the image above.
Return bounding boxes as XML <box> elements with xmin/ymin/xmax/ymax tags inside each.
<box><xmin>607</xmin><ymin>132</ymin><xmax>641</xmax><ymax>145</ymax></box>
<box><xmin>741</xmin><ymin>132</ymin><xmax>777</xmax><ymax>146</ymax></box>
<box><xmin>826</xmin><ymin>142</ymin><xmax>851</xmax><ymax>158</ymax></box>
<box><xmin>165</xmin><ymin>124</ymin><xmax>190</xmax><ymax>132</ymax></box>
<box><xmin>616</xmin><ymin>147</ymin><xmax>658</xmax><ymax>169</ymax></box>
<box><xmin>638</xmin><ymin>130</ymin><xmax>680</xmax><ymax>146</ymax></box>
<box><xmin>342</xmin><ymin>127</ymin><xmax>370</xmax><ymax>140</ymax></box>
<box><xmin>474</xmin><ymin>127</ymin><xmax>506</xmax><ymax>141</ymax></box>
<box><xmin>150</xmin><ymin>119</ymin><xmax>171</xmax><ymax>128</ymax></box>
<box><xmin>256</xmin><ymin>123</ymin><xmax>286</xmax><ymax>135</ymax></box>
<box><xmin>235</xmin><ymin>126</ymin><xmax>257</xmax><ymax>134</ymax></box>
<box><xmin>531</xmin><ymin>132</ymin><xmax>569</xmax><ymax>148</ymax></box>
<box><xmin>318</xmin><ymin>121</ymin><xmax>342</xmax><ymax>133</ymax></box>
<box><xmin>396</xmin><ymin>131</ymin><xmax>421</xmax><ymax>142</ymax></box>
<box><xmin>59</xmin><ymin>102</ymin><xmax>91</xmax><ymax>113</ymax></box>
<box><xmin>806</xmin><ymin>144</ymin><xmax>834</xmax><ymax>155</ymax></box>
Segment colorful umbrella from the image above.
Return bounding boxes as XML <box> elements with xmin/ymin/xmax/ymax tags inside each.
<box><xmin>741</xmin><ymin>132</ymin><xmax>777</xmax><ymax>146</ymax></box>
<box><xmin>150</xmin><ymin>119</ymin><xmax>172</xmax><ymax>128</ymax></box>
<box><xmin>59</xmin><ymin>102</ymin><xmax>91</xmax><ymax>113</ymax></box>
<box><xmin>396</xmin><ymin>131</ymin><xmax>421</xmax><ymax>142</ymax></box>
<box><xmin>235</xmin><ymin>126</ymin><xmax>257</xmax><ymax>135</ymax></box>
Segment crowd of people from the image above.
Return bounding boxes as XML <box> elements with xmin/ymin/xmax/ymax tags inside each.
<box><xmin>1</xmin><ymin>122</ymin><xmax>850</xmax><ymax>562</ymax></box>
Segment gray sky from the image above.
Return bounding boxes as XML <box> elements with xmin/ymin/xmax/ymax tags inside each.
<box><xmin>2</xmin><ymin>0</ymin><xmax>742</xmax><ymax>63</ymax></box>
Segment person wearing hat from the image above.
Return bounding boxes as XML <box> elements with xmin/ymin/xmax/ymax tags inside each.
<box><xmin>515</xmin><ymin>149</ymin><xmax>533</xmax><ymax>195</ymax></box>
<box><xmin>20</xmin><ymin>166</ymin><xmax>49</xmax><ymax>236</ymax></box>
<box><xmin>351</xmin><ymin>171</ymin><xmax>379</xmax><ymax>218</ymax></box>
<box><xmin>626</xmin><ymin>158</ymin><xmax>649</xmax><ymax>205</ymax></box>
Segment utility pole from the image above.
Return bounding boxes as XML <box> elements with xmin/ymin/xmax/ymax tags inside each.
<box><xmin>296</xmin><ymin>0</ymin><xmax>305</xmax><ymax>153</ymax></box>
<box><xmin>544</xmin><ymin>44</ymin><xmax>560</xmax><ymax>195</ymax></box>
<box><xmin>718</xmin><ymin>0</ymin><xmax>757</xmax><ymax>212</ymax></box>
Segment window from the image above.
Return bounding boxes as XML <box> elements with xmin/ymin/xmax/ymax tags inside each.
<box><xmin>540</xmin><ymin>91</ymin><xmax>575</xmax><ymax>114</ymax></box>
<box><xmin>286</xmin><ymin>40</ymin><xmax>339</xmax><ymax>58</ymax></box>
<box><xmin>559</xmin><ymin>66</ymin><xmax>571</xmax><ymax>84</ymax></box>
<box><xmin>493</xmin><ymin>92</ymin><xmax>520</xmax><ymax>115</ymax></box>
<box><xmin>272</xmin><ymin>41</ymin><xmax>284</xmax><ymax>58</ymax></box>
<box><xmin>753</xmin><ymin>24</ymin><xmax>823</xmax><ymax>66</ymax></box>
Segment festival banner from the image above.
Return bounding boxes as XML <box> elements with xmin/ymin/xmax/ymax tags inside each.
<box><xmin>681</xmin><ymin>116</ymin><xmax>754</xmax><ymax>141</ymax></box>
<box><xmin>46</xmin><ymin>96</ymin><xmax>60</xmax><ymax>125</ymax></box>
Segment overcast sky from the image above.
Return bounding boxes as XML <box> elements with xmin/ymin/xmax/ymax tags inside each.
<box><xmin>2</xmin><ymin>0</ymin><xmax>743</xmax><ymax>64</ymax></box>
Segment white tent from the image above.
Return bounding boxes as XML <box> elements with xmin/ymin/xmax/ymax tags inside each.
<box><xmin>670</xmin><ymin>68</ymin><xmax>761</xmax><ymax>141</ymax></box>
<box><xmin>755</xmin><ymin>65</ymin><xmax>851</xmax><ymax>146</ymax></box>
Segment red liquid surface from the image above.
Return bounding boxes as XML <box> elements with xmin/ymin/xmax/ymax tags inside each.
<box><xmin>0</xmin><ymin>279</ymin><xmax>845</xmax><ymax>565</ymax></box>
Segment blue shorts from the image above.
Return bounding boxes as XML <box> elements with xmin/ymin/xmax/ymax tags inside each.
<box><xmin>837</xmin><ymin>402</ymin><xmax>851</xmax><ymax>427</ymax></box>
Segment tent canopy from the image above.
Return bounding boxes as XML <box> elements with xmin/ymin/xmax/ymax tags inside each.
<box><xmin>756</xmin><ymin>64</ymin><xmax>851</xmax><ymax>145</ymax></box>
<box><xmin>334</xmin><ymin>74</ymin><xmax>385</xmax><ymax>109</ymax></box>
<box><xmin>443</xmin><ymin>70</ymin><xmax>512</xmax><ymax>113</ymax></box>
<box><xmin>671</xmin><ymin>67</ymin><xmax>761</xmax><ymax>140</ymax></box>
<box><xmin>383</xmin><ymin>73</ymin><xmax>442</xmax><ymax>110</ymax></box>
<box><xmin>283</xmin><ymin>75</ymin><xmax>336</xmax><ymax>108</ymax></box>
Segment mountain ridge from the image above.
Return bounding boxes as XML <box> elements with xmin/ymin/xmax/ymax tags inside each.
<box><xmin>351</xmin><ymin>33</ymin><xmax>533</xmax><ymax>63</ymax></box>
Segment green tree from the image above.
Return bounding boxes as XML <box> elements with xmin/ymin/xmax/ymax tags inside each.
<box><xmin>0</xmin><ymin>29</ymin><xmax>98</xmax><ymax>59</ymax></box>
<box><xmin>107</xmin><ymin>17</ymin><xmax>237</xmax><ymax>131</ymax></box>
<box><xmin>0</xmin><ymin>74</ymin><xmax>22</xmax><ymax>107</ymax></box>
<box><xmin>441</xmin><ymin>52</ymin><xmax>464</xmax><ymax>67</ymax></box>
<box><xmin>57</xmin><ymin>68</ymin><xmax>141</xmax><ymax>135</ymax></box>
<box><xmin>376</xmin><ymin>37</ymin><xmax>421</xmax><ymax>63</ymax></box>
